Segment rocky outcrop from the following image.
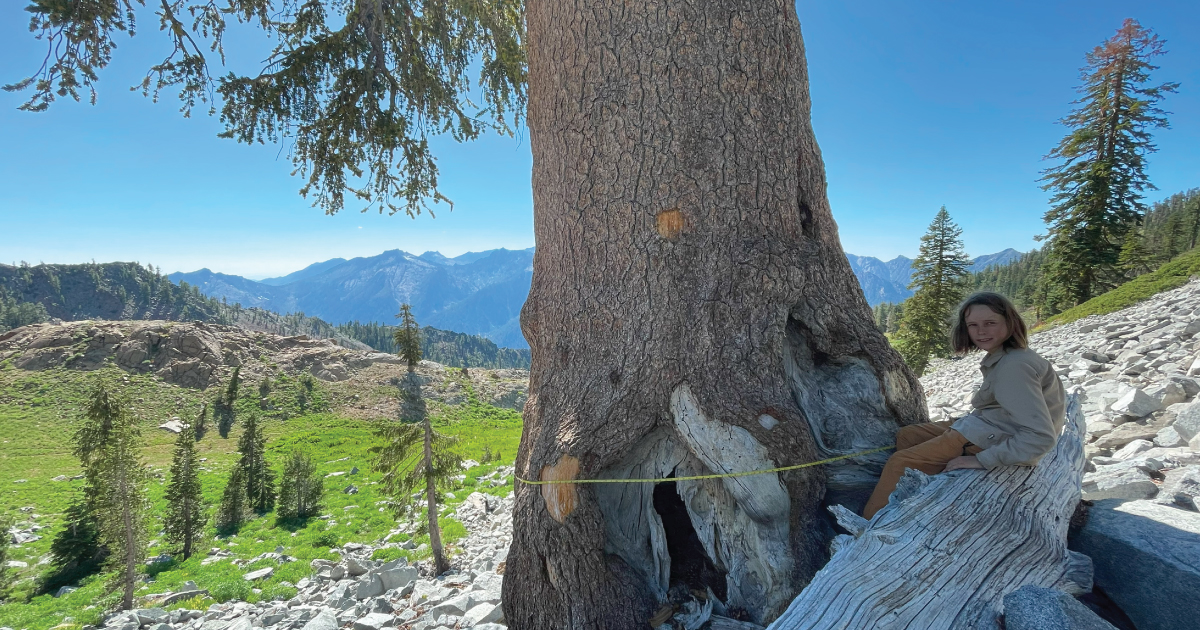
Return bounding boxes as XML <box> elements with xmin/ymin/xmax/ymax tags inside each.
<box><xmin>1070</xmin><ymin>499</ymin><xmax>1200</xmax><ymax>630</ymax></box>
<box><xmin>0</xmin><ymin>321</ymin><xmax>529</xmax><ymax>410</ymax></box>
<box><xmin>0</xmin><ymin>320</ymin><xmax>364</xmax><ymax>388</ymax></box>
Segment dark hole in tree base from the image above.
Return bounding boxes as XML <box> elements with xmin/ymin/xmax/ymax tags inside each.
<box><xmin>653</xmin><ymin>478</ymin><xmax>728</xmax><ymax>604</ymax></box>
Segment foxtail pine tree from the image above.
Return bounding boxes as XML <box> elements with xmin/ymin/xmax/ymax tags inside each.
<box><xmin>1040</xmin><ymin>19</ymin><xmax>1178</xmax><ymax>305</ymax></box>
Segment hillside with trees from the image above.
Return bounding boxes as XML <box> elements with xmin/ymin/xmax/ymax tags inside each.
<box><xmin>0</xmin><ymin>262</ymin><xmax>530</xmax><ymax>368</ymax></box>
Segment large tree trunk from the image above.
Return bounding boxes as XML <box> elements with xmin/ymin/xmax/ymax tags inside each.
<box><xmin>504</xmin><ymin>2</ymin><xmax>927</xmax><ymax>629</ymax></box>
<box><xmin>768</xmin><ymin>395</ymin><xmax>1090</xmax><ymax>629</ymax></box>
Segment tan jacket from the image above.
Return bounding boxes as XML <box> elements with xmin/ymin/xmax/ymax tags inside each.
<box><xmin>951</xmin><ymin>347</ymin><xmax>1066</xmax><ymax>470</ymax></box>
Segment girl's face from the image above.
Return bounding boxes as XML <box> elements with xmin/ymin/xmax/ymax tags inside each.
<box><xmin>965</xmin><ymin>304</ymin><xmax>1010</xmax><ymax>353</ymax></box>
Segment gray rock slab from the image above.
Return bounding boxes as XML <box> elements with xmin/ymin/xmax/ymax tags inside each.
<box><xmin>1156</xmin><ymin>465</ymin><xmax>1200</xmax><ymax>511</ymax></box>
<box><xmin>135</xmin><ymin>608</ymin><xmax>169</xmax><ymax>625</ymax></box>
<box><xmin>1111</xmin><ymin>388</ymin><xmax>1160</xmax><ymax>417</ymax></box>
<box><xmin>1070</xmin><ymin>499</ymin><xmax>1200</xmax><ymax>630</ymax></box>
<box><xmin>428</xmin><ymin>592</ymin><xmax>476</xmax><ymax>618</ymax></box>
<box><xmin>1110</xmin><ymin>439</ymin><xmax>1154</xmax><ymax>461</ymax></box>
<box><xmin>461</xmin><ymin>602</ymin><xmax>504</xmax><ymax>627</ymax></box>
<box><xmin>345</xmin><ymin>557</ymin><xmax>369</xmax><ymax>576</ymax></box>
<box><xmin>1094</xmin><ymin>423</ymin><xmax>1160</xmax><ymax>450</ymax></box>
<box><xmin>225</xmin><ymin>620</ymin><xmax>253</xmax><ymax>630</ymax></box>
<box><xmin>470</xmin><ymin>572</ymin><xmax>503</xmax><ymax>604</ymax></box>
<box><xmin>378</xmin><ymin>566</ymin><xmax>419</xmax><ymax>591</ymax></box>
<box><xmin>355</xmin><ymin>573</ymin><xmax>385</xmax><ymax>599</ymax></box>
<box><xmin>1002</xmin><ymin>585</ymin><xmax>1116</xmax><ymax>630</ymax></box>
<box><xmin>351</xmin><ymin>612</ymin><xmax>395</xmax><ymax>630</ymax></box>
<box><xmin>243</xmin><ymin>566</ymin><xmax>274</xmax><ymax>581</ymax></box>
<box><xmin>1153</xmin><ymin>425</ymin><xmax>1186</xmax><ymax>447</ymax></box>
<box><xmin>1081</xmin><ymin>466</ymin><xmax>1159</xmax><ymax>501</ymax></box>
<box><xmin>1171</xmin><ymin>400</ymin><xmax>1200</xmax><ymax>440</ymax></box>
<box><xmin>301</xmin><ymin>608</ymin><xmax>340</xmax><ymax>630</ymax></box>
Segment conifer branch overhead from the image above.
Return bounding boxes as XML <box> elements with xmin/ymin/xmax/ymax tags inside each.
<box><xmin>7</xmin><ymin>0</ymin><xmax>527</xmax><ymax>218</ymax></box>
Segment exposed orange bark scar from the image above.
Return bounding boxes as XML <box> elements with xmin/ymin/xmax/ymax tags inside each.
<box><xmin>656</xmin><ymin>208</ymin><xmax>684</xmax><ymax>239</ymax></box>
<box><xmin>540</xmin><ymin>454</ymin><xmax>580</xmax><ymax>523</ymax></box>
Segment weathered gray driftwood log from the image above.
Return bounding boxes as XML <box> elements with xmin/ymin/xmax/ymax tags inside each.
<box><xmin>768</xmin><ymin>393</ymin><xmax>1091</xmax><ymax>630</ymax></box>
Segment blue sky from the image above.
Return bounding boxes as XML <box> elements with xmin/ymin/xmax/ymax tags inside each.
<box><xmin>1</xmin><ymin>1</ymin><xmax>1197</xmax><ymax>278</ymax></box>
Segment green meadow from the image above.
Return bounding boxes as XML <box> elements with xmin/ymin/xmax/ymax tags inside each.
<box><xmin>0</xmin><ymin>362</ymin><xmax>522</xmax><ymax>630</ymax></box>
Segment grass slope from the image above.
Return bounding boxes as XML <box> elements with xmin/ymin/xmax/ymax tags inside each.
<box><xmin>0</xmin><ymin>363</ymin><xmax>520</xmax><ymax>630</ymax></box>
<box><xmin>1043</xmin><ymin>247</ymin><xmax>1200</xmax><ymax>327</ymax></box>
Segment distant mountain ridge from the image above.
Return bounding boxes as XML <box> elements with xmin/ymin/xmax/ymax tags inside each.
<box><xmin>170</xmin><ymin>246</ymin><xmax>1022</xmax><ymax>348</ymax></box>
<box><xmin>846</xmin><ymin>248</ymin><xmax>1025</xmax><ymax>306</ymax></box>
<box><xmin>172</xmin><ymin>248</ymin><xmax>535</xmax><ymax>349</ymax></box>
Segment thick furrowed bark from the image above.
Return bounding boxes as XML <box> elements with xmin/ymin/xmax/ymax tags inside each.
<box><xmin>505</xmin><ymin>1</ymin><xmax>927</xmax><ymax>628</ymax></box>
<box><xmin>768</xmin><ymin>395</ymin><xmax>1089</xmax><ymax>630</ymax></box>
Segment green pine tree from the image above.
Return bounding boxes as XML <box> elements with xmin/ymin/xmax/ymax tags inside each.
<box><xmin>164</xmin><ymin>415</ymin><xmax>206</xmax><ymax>560</ymax></box>
<box><xmin>1163</xmin><ymin>214</ymin><xmax>1188</xmax><ymax>261</ymax></box>
<box><xmin>216</xmin><ymin>467</ymin><xmax>250</xmax><ymax>535</ymax></box>
<box><xmin>1117</xmin><ymin>225</ymin><xmax>1156</xmax><ymax>279</ymax></box>
<box><xmin>393</xmin><ymin>304</ymin><xmax>423</xmax><ymax>371</ymax></box>
<box><xmin>277</xmin><ymin>450</ymin><xmax>324</xmax><ymax>520</ymax></box>
<box><xmin>1188</xmin><ymin>195</ymin><xmax>1200</xmax><ymax>251</ymax></box>
<box><xmin>886</xmin><ymin>302</ymin><xmax>904</xmax><ymax>335</ymax></box>
<box><xmin>1039</xmin><ymin>19</ymin><xmax>1178</xmax><ymax>306</ymax></box>
<box><xmin>40</xmin><ymin>495</ymin><xmax>108</xmax><ymax>595</ymax></box>
<box><xmin>237</xmin><ymin>412</ymin><xmax>276</xmax><ymax>514</ymax></box>
<box><xmin>370</xmin><ymin>372</ymin><xmax>462</xmax><ymax>575</ymax></box>
<box><xmin>74</xmin><ymin>381</ymin><xmax>148</xmax><ymax>611</ymax></box>
<box><xmin>894</xmin><ymin>207</ymin><xmax>971</xmax><ymax>376</ymax></box>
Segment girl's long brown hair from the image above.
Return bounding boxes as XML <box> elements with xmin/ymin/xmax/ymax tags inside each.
<box><xmin>951</xmin><ymin>292</ymin><xmax>1028</xmax><ymax>354</ymax></box>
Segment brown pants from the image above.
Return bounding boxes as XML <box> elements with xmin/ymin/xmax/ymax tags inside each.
<box><xmin>861</xmin><ymin>422</ymin><xmax>983</xmax><ymax>520</ymax></box>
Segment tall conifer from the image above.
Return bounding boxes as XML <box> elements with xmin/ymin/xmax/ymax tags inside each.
<box><xmin>393</xmin><ymin>304</ymin><xmax>423</xmax><ymax>371</ymax></box>
<box><xmin>237</xmin><ymin>412</ymin><xmax>276</xmax><ymax>513</ymax></box>
<box><xmin>372</xmin><ymin>316</ymin><xmax>460</xmax><ymax>575</ymax></box>
<box><xmin>216</xmin><ymin>466</ymin><xmax>250</xmax><ymax>534</ymax></box>
<box><xmin>277</xmin><ymin>450</ymin><xmax>324</xmax><ymax>520</ymax></box>
<box><xmin>74</xmin><ymin>382</ymin><xmax>148</xmax><ymax>610</ymax></box>
<box><xmin>164</xmin><ymin>411</ymin><xmax>206</xmax><ymax>560</ymax></box>
<box><xmin>1040</xmin><ymin>19</ymin><xmax>1178</xmax><ymax>305</ymax></box>
<box><xmin>895</xmin><ymin>207</ymin><xmax>971</xmax><ymax>375</ymax></box>
<box><xmin>1117</xmin><ymin>225</ymin><xmax>1155</xmax><ymax>279</ymax></box>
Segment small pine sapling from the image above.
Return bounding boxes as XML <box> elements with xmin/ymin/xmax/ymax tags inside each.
<box><xmin>370</xmin><ymin>373</ymin><xmax>461</xmax><ymax>575</ymax></box>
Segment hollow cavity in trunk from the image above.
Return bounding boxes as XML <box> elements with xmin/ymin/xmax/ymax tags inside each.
<box><xmin>653</xmin><ymin>478</ymin><xmax>728</xmax><ymax>603</ymax></box>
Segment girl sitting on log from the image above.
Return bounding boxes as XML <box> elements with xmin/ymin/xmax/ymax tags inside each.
<box><xmin>861</xmin><ymin>292</ymin><xmax>1067</xmax><ymax>520</ymax></box>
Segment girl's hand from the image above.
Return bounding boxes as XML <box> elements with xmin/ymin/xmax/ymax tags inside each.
<box><xmin>945</xmin><ymin>455</ymin><xmax>984</xmax><ymax>471</ymax></box>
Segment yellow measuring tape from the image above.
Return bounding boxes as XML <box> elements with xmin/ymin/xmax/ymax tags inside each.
<box><xmin>516</xmin><ymin>445</ymin><xmax>895</xmax><ymax>485</ymax></box>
